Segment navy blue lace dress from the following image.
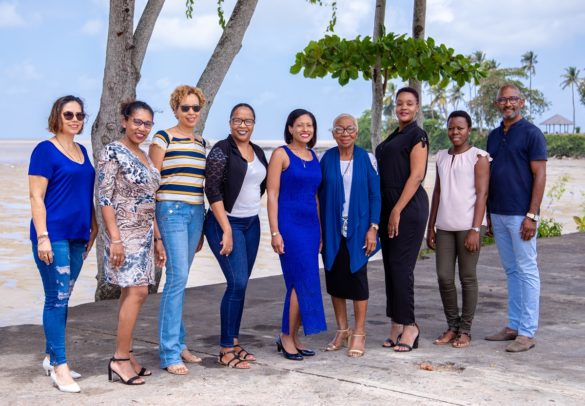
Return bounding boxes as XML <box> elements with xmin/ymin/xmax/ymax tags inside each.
<box><xmin>278</xmin><ymin>145</ymin><xmax>326</xmax><ymax>335</ymax></box>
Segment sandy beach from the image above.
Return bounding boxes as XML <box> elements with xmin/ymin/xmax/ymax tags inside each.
<box><xmin>1</xmin><ymin>140</ymin><xmax>584</xmax><ymax>326</ymax></box>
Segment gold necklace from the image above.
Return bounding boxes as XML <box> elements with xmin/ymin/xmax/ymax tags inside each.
<box><xmin>54</xmin><ymin>136</ymin><xmax>82</xmax><ymax>163</ymax></box>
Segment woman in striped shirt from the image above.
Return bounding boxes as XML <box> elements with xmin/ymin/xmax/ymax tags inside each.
<box><xmin>149</xmin><ymin>85</ymin><xmax>207</xmax><ymax>375</ymax></box>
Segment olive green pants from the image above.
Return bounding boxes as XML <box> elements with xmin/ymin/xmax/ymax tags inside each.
<box><xmin>435</xmin><ymin>229</ymin><xmax>481</xmax><ymax>333</ymax></box>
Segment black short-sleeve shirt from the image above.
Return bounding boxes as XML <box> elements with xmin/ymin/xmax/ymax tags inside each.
<box><xmin>375</xmin><ymin>121</ymin><xmax>429</xmax><ymax>191</ymax></box>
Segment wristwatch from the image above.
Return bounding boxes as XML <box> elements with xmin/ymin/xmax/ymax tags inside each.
<box><xmin>526</xmin><ymin>212</ymin><xmax>540</xmax><ymax>222</ymax></box>
<box><xmin>370</xmin><ymin>223</ymin><xmax>379</xmax><ymax>231</ymax></box>
<box><xmin>470</xmin><ymin>227</ymin><xmax>481</xmax><ymax>233</ymax></box>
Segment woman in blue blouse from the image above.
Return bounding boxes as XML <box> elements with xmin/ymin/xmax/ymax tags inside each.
<box><xmin>29</xmin><ymin>95</ymin><xmax>97</xmax><ymax>393</ymax></box>
<box><xmin>320</xmin><ymin>114</ymin><xmax>381</xmax><ymax>357</ymax></box>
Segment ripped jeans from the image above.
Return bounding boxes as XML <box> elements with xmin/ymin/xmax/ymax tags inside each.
<box><xmin>32</xmin><ymin>239</ymin><xmax>86</xmax><ymax>366</ymax></box>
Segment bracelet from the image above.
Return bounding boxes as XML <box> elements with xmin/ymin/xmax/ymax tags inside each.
<box><xmin>37</xmin><ymin>235</ymin><xmax>50</xmax><ymax>242</ymax></box>
<box><xmin>154</xmin><ymin>237</ymin><xmax>163</xmax><ymax>242</ymax></box>
<box><xmin>111</xmin><ymin>239</ymin><xmax>123</xmax><ymax>244</ymax></box>
<box><xmin>271</xmin><ymin>231</ymin><xmax>280</xmax><ymax>237</ymax></box>
<box><xmin>40</xmin><ymin>231</ymin><xmax>49</xmax><ymax>237</ymax></box>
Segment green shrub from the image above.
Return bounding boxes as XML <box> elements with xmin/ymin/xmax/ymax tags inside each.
<box><xmin>545</xmin><ymin>134</ymin><xmax>585</xmax><ymax>158</ymax></box>
<box><xmin>537</xmin><ymin>218</ymin><xmax>563</xmax><ymax>238</ymax></box>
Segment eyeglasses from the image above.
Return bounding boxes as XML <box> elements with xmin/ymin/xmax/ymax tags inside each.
<box><xmin>180</xmin><ymin>104</ymin><xmax>201</xmax><ymax>113</ymax></box>
<box><xmin>231</xmin><ymin>118</ymin><xmax>255</xmax><ymax>126</ymax></box>
<box><xmin>131</xmin><ymin>118</ymin><xmax>154</xmax><ymax>129</ymax></box>
<box><xmin>63</xmin><ymin>111</ymin><xmax>86</xmax><ymax>121</ymax></box>
<box><xmin>495</xmin><ymin>96</ymin><xmax>522</xmax><ymax>105</ymax></box>
<box><xmin>332</xmin><ymin>126</ymin><xmax>357</xmax><ymax>135</ymax></box>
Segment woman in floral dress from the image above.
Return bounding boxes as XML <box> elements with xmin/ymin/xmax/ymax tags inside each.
<box><xmin>98</xmin><ymin>100</ymin><xmax>165</xmax><ymax>385</ymax></box>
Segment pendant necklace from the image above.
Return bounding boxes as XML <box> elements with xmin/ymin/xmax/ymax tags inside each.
<box><xmin>54</xmin><ymin>137</ymin><xmax>82</xmax><ymax>163</ymax></box>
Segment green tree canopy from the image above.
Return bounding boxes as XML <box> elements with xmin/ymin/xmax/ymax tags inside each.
<box><xmin>290</xmin><ymin>33</ymin><xmax>485</xmax><ymax>88</ymax></box>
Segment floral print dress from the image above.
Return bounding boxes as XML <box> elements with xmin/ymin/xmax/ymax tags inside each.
<box><xmin>98</xmin><ymin>141</ymin><xmax>161</xmax><ymax>287</ymax></box>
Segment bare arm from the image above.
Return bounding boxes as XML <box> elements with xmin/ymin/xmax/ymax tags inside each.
<box><xmin>267</xmin><ymin>148</ymin><xmax>288</xmax><ymax>254</ymax></box>
<box><xmin>29</xmin><ymin>175</ymin><xmax>53</xmax><ymax>265</ymax></box>
<box><xmin>464</xmin><ymin>155</ymin><xmax>490</xmax><ymax>252</ymax></box>
<box><xmin>520</xmin><ymin>160</ymin><xmax>547</xmax><ymax>240</ymax></box>
<box><xmin>154</xmin><ymin>214</ymin><xmax>166</xmax><ymax>268</ymax></box>
<box><xmin>100</xmin><ymin>205</ymin><xmax>125</xmax><ymax>269</ymax></box>
<box><xmin>148</xmin><ymin>143</ymin><xmax>166</xmax><ymax>172</ymax></box>
<box><xmin>426</xmin><ymin>166</ymin><xmax>440</xmax><ymax>250</ymax></box>
<box><xmin>84</xmin><ymin>208</ymin><xmax>99</xmax><ymax>259</ymax></box>
<box><xmin>388</xmin><ymin>142</ymin><xmax>427</xmax><ymax>238</ymax></box>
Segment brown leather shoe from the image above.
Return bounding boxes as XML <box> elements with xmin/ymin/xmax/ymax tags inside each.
<box><xmin>485</xmin><ymin>327</ymin><xmax>518</xmax><ymax>341</ymax></box>
<box><xmin>505</xmin><ymin>335</ymin><xmax>535</xmax><ymax>352</ymax></box>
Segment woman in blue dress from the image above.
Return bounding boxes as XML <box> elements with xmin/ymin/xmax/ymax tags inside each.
<box><xmin>267</xmin><ymin>109</ymin><xmax>326</xmax><ymax>361</ymax></box>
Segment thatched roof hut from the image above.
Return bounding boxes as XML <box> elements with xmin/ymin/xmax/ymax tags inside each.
<box><xmin>540</xmin><ymin>114</ymin><xmax>573</xmax><ymax>133</ymax></box>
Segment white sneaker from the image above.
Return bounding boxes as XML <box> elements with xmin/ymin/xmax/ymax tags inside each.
<box><xmin>43</xmin><ymin>357</ymin><xmax>82</xmax><ymax>379</ymax></box>
<box><xmin>50</xmin><ymin>370</ymin><xmax>81</xmax><ymax>393</ymax></box>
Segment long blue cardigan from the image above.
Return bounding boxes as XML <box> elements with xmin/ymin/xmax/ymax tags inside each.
<box><xmin>319</xmin><ymin>146</ymin><xmax>381</xmax><ymax>274</ymax></box>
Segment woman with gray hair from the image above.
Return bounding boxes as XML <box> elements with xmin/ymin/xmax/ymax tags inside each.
<box><xmin>319</xmin><ymin>113</ymin><xmax>381</xmax><ymax>357</ymax></box>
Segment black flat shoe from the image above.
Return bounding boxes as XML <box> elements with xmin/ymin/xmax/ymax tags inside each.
<box><xmin>296</xmin><ymin>348</ymin><xmax>316</xmax><ymax>356</ymax></box>
<box><xmin>275</xmin><ymin>337</ymin><xmax>303</xmax><ymax>361</ymax></box>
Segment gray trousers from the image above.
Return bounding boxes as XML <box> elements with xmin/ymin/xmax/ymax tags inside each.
<box><xmin>435</xmin><ymin>229</ymin><xmax>481</xmax><ymax>333</ymax></box>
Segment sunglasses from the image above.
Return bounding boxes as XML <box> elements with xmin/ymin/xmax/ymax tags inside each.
<box><xmin>63</xmin><ymin>111</ymin><xmax>86</xmax><ymax>121</ymax></box>
<box><xmin>131</xmin><ymin>118</ymin><xmax>154</xmax><ymax>129</ymax></box>
<box><xmin>180</xmin><ymin>105</ymin><xmax>201</xmax><ymax>113</ymax></box>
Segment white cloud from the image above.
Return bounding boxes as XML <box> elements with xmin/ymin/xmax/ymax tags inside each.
<box><xmin>0</xmin><ymin>2</ymin><xmax>25</xmax><ymax>27</ymax></box>
<box><xmin>4</xmin><ymin>61</ymin><xmax>42</xmax><ymax>80</ymax></box>
<box><xmin>156</xmin><ymin>77</ymin><xmax>170</xmax><ymax>89</ymax></box>
<box><xmin>334</xmin><ymin>0</ymin><xmax>371</xmax><ymax>37</ymax></box>
<box><xmin>81</xmin><ymin>19</ymin><xmax>103</xmax><ymax>36</ymax></box>
<box><xmin>151</xmin><ymin>14</ymin><xmax>222</xmax><ymax>50</ymax></box>
<box><xmin>425</xmin><ymin>0</ymin><xmax>585</xmax><ymax>57</ymax></box>
<box><xmin>252</xmin><ymin>91</ymin><xmax>276</xmax><ymax>106</ymax></box>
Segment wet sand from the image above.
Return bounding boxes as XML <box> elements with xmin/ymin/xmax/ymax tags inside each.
<box><xmin>1</xmin><ymin>140</ymin><xmax>584</xmax><ymax>326</ymax></box>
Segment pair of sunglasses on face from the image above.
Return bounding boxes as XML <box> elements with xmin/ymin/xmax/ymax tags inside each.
<box><xmin>180</xmin><ymin>104</ymin><xmax>201</xmax><ymax>113</ymax></box>
<box><xmin>63</xmin><ymin>111</ymin><xmax>86</xmax><ymax>121</ymax></box>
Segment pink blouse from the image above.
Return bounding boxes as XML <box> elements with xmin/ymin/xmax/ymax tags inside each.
<box><xmin>435</xmin><ymin>147</ymin><xmax>491</xmax><ymax>232</ymax></box>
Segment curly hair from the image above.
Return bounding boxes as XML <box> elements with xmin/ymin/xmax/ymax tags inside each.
<box><xmin>169</xmin><ymin>85</ymin><xmax>206</xmax><ymax>112</ymax></box>
<box><xmin>47</xmin><ymin>95</ymin><xmax>85</xmax><ymax>135</ymax></box>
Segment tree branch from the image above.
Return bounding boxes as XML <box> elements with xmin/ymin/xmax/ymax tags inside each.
<box><xmin>132</xmin><ymin>0</ymin><xmax>165</xmax><ymax>76</ymax></box>
<box><xmin>195</xmin><ymin>0</ymin><xmax>259</xmax><ymax>135</ymax></box>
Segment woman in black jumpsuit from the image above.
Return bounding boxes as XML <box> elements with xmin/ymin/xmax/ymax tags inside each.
<box><xmin>375</xmin><ymin>87</ymin><xmax>429</xmax><ymax>352</ymax></box>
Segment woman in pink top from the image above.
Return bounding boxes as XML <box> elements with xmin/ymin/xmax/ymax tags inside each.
<box><xmin>426</xmin><ymin>111</ymin><xmax>490</xmax><ymax>348</ymax></box>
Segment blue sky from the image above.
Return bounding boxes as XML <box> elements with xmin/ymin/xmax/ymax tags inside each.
<box><xmin>1</xmin><ymin>0</ymin><xmax>584</xmax><ymax>141</ymax></box>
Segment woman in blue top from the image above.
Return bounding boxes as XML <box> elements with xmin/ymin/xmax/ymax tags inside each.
<box><xmin>319</xmin><ymin>114</ymin><xmax>381</xmax><ymax>358</ymax></box>
<box><xmin>29</xmin><ymin>95</ymin><xmax>97</xmax><ymax>393</ymax></box>
<box><xmin>267</xmin><ymin>109</ymin><xmax>326</xmax><ymax>361</ymax></box>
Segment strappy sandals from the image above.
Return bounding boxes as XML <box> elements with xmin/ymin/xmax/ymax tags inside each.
<box><xmin>452</xmin><ymin>332</ymin><xmax>471</xmax><ymax>348</ymax></box>
<box><xmin>325</xmin><ymin>329</ymin><xmax>351</xmax><ymax>351</ymax></box>
<box><xmin>433</xmin><ymin>330</ymin><xmax>457</xmax><ymax>345</ymax></box>
<box><xmin>108</xmin><ymin>357</ymin><xmax>145</xmax><ymax>385</ymax></box>
<box><xmin>218</xmin><ymin>350</ymin><xmax>250</xmax><ymax>369</ymax></box>
<box><xmin>234</xmin><ymin>345</ymin><xmax>256</xmax><ymax>362</ymax></box>
<box><xmin>347</xmin><ymin>333</ymin><xmax>366</xmax><ymax>358</ymax></box>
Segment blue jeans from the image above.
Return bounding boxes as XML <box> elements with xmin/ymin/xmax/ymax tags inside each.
<box><xmin>491</xmin><ymin>214</ymin><xmax>540</xmax><ymax>337</ymax></box>
<box><xmin>156</xmin><ymin>201</ymin><xmax>205</xmax><ymax>368</ymax></box>
<box><xmin>32</xmin><ymin>240</ymin><xmax>86</xmax><ymax>366</ymax></box>
<box><xmin>204</xmin><ymin>211</ymin><xmax>260</xmax><ymax>347</ymax></box>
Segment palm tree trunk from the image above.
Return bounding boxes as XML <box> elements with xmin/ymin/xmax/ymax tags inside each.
<box><xmin>572</xmin><ymin>83</ymin><xmax>576</xmax><ymax>133</ymax></box>
<box><xmin>409</xmin><ymin>0</ymin><xmax>426</xmax><ymax>127</ymax></box>
<box><xmin>370</xmin><ymin>0</ymin><xmax>386</xmax><ymax>150</ymax></box>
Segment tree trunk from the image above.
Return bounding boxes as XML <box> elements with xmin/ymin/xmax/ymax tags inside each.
<box><xmin>195</xmin><ymin>0</ymin><xmax>259</xmax><ymax>136</ymax></box>
<box><xmin>370</xmin><ymin>0</ymin><xmax>386</xmax><ymax>151</ymax></box>
<box><xmin>92</xmin><ymin>0</ymin><xmax>165</xmax><ymax>301</ymax></box>
<box><xmin>409</xmin><ymin>0</ymin><xmax>426</xmax><ymax>127</ymax></box>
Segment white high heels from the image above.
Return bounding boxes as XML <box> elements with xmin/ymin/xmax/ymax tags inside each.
<box><xmin>43</xmin><ymin>357</ymin><xmax>82</xmax><ymax>379</ymax></box>
<box><xmin>50</xmin><ymin>370</ymin><xmax>81</xmax><ymax>393</ymax></box>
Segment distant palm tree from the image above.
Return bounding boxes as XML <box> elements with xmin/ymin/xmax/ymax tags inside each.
<box><xmin>521</xmin><ymin>51</ymin><xmax>538</xmax><ymax>118</ymax></box>
<box><xmin>449</xmin><ymin>85</ymin><xmax>465</xmax><ymax>111</ymax></box>
<box><xmin>560</xmin><ymin>66</ymin><xmax>581</xmax><ymax>133</ymax></box>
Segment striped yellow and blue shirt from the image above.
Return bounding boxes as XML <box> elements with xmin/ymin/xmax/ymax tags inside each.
<box><xmin>152</xmin><ymin>130</ymin><xmax>206</xmax><ymax>205</ymax></box>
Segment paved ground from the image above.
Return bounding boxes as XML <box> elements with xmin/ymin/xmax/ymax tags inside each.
<box><xmin>1</xmin><ymin>233</ymin><xmax>584</xmax><ymax>405</ymax></box>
